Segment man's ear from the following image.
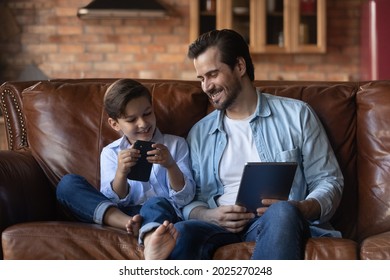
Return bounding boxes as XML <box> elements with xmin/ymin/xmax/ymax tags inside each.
<box><xmin>108</xmin><ymin>117</ymin><xmax>121</xmax><ymax>132</ymax></box>
<box><xmin>236</xmin><ymin>57</ymin><xmax>247</xmax><ymax>77</ymax></box>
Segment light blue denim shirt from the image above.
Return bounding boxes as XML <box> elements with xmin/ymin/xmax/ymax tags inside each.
<box><xmin>100</xmin><ymin>129</ymin><xmax>195</xmax><ymax>217</ymax></box>
<box><xmin>184</xmin><ymin>90</ymin><xmax>344</xmax><ymax>235</ymax></box>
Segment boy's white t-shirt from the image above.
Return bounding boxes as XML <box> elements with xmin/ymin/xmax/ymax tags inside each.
<box><xmin>217</xmin><ymin>114</ymin><xmax>260</xmax><ymax>206</ymax></box>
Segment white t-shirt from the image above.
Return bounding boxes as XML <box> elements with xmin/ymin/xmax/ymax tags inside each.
<box><xmin>217</xmin><ymin>114</ymin><xmax>260</xmax><ymax>206</ymax></box>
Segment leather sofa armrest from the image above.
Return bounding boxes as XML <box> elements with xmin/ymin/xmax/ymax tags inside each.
<box><xmin>0</xmin><ymin>150</ymin><xmax>57</xmax><ymax>233</ymax></box>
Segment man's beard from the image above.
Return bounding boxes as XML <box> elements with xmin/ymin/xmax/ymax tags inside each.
<box><xmin>214</xmin><ymin>83</ymin><xmax>241</xmax><ymax>111</ymax></box>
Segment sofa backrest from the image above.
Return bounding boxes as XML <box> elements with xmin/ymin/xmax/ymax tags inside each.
<box><xmin>8</xmin><ymin>79</ymin><xmax>209</xmax><ymax>190</ymax></box>
<box><xmin>2</xmin><ymin>78</ymin><xmax>390</xmax><ymax>243</ymax></box>
<box><xmin>356</xmin><ymin>81</ymin><xmax>390</xmax><ymax>241</ymax></box>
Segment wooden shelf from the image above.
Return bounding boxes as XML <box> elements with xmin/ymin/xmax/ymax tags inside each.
<box><xmin>190</xmin><ymin>0</ymin><xmax>326</xmax><ymax>54</ymax></box>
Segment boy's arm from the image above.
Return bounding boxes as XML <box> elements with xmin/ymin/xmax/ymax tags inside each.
<box><xmin>150</xmin><ymin>137</ymin><xmax>195</xmax><ymax>207</ymax></box>
<box><xmin>148</xmin><ymin>143</ymin><xmax>185</xmax><ymax>191</ymax></box>
<box><xmin>111</xmin><ymin>162</ymin><xmax>130</xmax><ymax>198</ymax></box>
<box><xmin>166</xmin><ymin>162</ymin><xmax>185</xmax><ymax>191</ymax></box>
<box><xmin>100</xmin><ymin>146</ymin><xmax>131</xmax><ymax>200</ymax></box>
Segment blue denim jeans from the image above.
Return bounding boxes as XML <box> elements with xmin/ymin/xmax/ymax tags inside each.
<box><xmin>170</xmin><ymin>201</ymin><xmax>310</xmax><ymax>260</ymax></box>
<box><xmin>56</xmin><ymin>174</ymin><xmax>181</xmax><ymax>243</ymax></box>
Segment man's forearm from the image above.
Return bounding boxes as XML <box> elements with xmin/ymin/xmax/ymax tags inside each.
<box><xmin>188</xmin><ymin>206</ymin><xmax>209</xmax><ymax>220</ymax></box>
<box><xmin>296</xmin><ymin>198</ymin><xmax>321</xmax><ymax>221</ymax></box>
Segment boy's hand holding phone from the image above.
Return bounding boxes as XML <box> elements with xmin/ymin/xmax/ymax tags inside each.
<box><xmin>146</xmin><ymin>143</ymin><xmax>175</xmax><ymax>169</ymax></box>
<box><xmin>117</xmin><ymin>147</ymin><xmax>140</xmax><ymax>175</ymax></box>
<box><xmin>125</xmin><ymin>140</ymin><xmax>177</xmax><ymax>182</ymax></box>
<box><xmin>127</xmin><ymin>140</ymin><xmax>154</xmax><ymax>182</ymax></box>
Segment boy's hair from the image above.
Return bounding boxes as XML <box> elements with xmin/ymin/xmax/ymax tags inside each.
<box><xmin>187</xmin><ymin>29</ymin><xmax>255</xmax><ymax>81</ymax></box>
<box><xmin>104</xmin><ymin>79</ymin><xmax>152</xmax><ymax>120</ymax></box>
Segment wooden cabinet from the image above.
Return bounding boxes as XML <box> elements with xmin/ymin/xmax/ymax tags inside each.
<box><xmin>190</xmin><ymin>0</ymin><xmax>326</xmax><ymax>53</ymax></box>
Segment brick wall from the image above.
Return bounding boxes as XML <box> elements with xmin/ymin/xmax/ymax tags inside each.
<box><xmin>0</xmin><ymin>0</ymin><xmax>365</xmax><ymax>82</ymax></box>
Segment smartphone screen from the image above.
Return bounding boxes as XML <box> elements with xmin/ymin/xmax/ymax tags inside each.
<box><xmin>127</xmin><ymin>140</ymin><xmax>154</xmax><ymax>182</ymax></box>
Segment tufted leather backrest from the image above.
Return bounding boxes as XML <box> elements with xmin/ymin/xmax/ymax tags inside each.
<box><xmin>356</xmin><ymin>81</ymin><xmax>390</xmax><ymax>241</ymax></box>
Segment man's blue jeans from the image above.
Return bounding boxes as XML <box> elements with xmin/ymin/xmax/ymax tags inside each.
<box><xmin>56</xmin><ymin>174</ymin><xmax>181</xmax><ymax>242</ymax></box>
<box><xmin>170</xmin><ymin>201</ymin><xmax>310</xmax><ymax>260</ymax></box>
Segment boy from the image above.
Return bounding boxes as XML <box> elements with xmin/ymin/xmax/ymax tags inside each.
<box><xmin>57</xmin><ymin>79</ymin><xmax>195</xmax><ymax>259</ymax></box>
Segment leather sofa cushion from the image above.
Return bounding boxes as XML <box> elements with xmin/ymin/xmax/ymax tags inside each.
<box><xmin>2</xmin><ymin>222</ymin><xmax>143</xmax><ymax>260</ymax></box>
<box><xmin>213</xmin><ymin>238</ymin><xmax>358</xmax><ymax>260</ymax></box>
<box><xmin>3</xmin><ymin>221</ymin><xmax>358</xmax><ymax>260</ymax></box>
<box><xmin>359</xmin><ymin>231</ymin><xmax>390</xmax><ymax>260</ymax></box>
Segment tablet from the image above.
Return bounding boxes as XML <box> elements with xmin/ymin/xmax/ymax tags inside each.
<box><xmin>235</xmin><ymin>162</ymin><xmax>298</xmax><ymax>213</ymax></box>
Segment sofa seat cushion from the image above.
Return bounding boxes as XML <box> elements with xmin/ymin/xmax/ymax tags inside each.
<box><xmin>359</xmin><ymin>231</ymin><xmax>390</xmax><ymax>260</ymax></box>
<box><xmin>2</xmin><ymin>221</ymin><xmax>143</xmax><ymax>260</ymax></box>
<box><xmin>212</xmin><ymin>242</ymin><xmax>254</xmax><ymax>259</ymax></box>
<box><xmin>303</xmin><ymin>237</ymin><xmax>358</xmax><ymax>259</ymax></box>
<box><xmin>213</xmin><ymin>238</ymin><xmax>358</xmax><ymax>260</ymax></box>
<box><xmin>3</xmin><ymin>221</ymin><xmax>358</xmax><ymax>260</ymax></box>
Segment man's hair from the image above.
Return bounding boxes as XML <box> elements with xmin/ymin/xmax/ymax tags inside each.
<box><xmin>104</xmin><ymin>79</ymin><xmax>152</xmax><ymax>120</ymax></box>
<box><xmin>187</xmin><ymin>29</ymin><xmax>255</xmax><ymax>81</ymax></box>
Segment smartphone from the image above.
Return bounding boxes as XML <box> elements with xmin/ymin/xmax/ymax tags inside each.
<box><xmin>127</xmin><ymin>140</ymin><xmax>155</xmax><ymax>182</ymax></box>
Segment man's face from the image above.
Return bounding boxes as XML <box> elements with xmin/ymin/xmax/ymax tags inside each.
<box><xmin>193</xmin><ymin>47</ymin><xmax>242</xmax><ymax>111</ymax></box>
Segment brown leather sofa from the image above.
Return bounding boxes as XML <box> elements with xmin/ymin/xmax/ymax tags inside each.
<box><xmin>1</xmin><ymin>78</ymin><xmax>389</xmax><ymax>260</ymax></box>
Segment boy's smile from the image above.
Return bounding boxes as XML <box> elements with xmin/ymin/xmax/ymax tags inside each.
<box><xmin>109</xmin><ymin>96</ymin><xmax>156</xmax><ymax>144</ymax></box>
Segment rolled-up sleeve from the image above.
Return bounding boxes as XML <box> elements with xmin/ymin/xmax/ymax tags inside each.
<box><xmin>166</xmin><ymin>137</ymin><xmax>196</xmax><ymax>208</ymax></box>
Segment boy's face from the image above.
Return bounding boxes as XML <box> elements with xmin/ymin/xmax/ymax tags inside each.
<box><xmin>108</xmin><ymin>96</ymin><xmax>156</xmax><ymax>144</ymax></box>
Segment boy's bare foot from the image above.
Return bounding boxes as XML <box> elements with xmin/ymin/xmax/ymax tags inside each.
<box><xmin>143</xmin><ymin>220</ymin><xmax>178</xmax><ymax>260</ymax></box>
<box><xmin>126</xmin><ymin>214</ymin><xmax>142</xmax><ymax>236</ymax></box>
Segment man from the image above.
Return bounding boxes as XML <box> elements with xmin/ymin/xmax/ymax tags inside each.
<box><xmin>171</xmin><ymin>29</ymin><xmax>343</xmax><ymax>260</ymax></box>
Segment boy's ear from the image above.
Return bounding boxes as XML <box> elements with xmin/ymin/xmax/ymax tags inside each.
<box><xmin>108</xmin><ymin>118</ymin><xmax>121</xmax><ymax>132</ymax></box>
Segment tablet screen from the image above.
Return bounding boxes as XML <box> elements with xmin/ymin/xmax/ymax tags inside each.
<box><xmin>235</xmin><ymin>162</ymin><xmax>298</xmax><ymax>213</ymax></box>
